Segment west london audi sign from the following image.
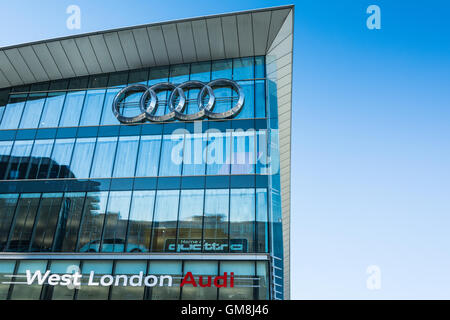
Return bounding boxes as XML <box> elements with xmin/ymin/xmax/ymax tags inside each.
<box><xmin>5</xmin><ymin>270</ymin><xmax>241</xmax><ymax>288</ymax></box>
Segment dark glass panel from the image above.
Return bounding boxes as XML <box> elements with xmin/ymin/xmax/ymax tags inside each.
<box><xmin>55</xmin><ymin>192</ymin><xmax>86</xmax><ymax>252</ymax></box>
<box><xmin>7</xmin><ymin>193</ymin><xmax>41</xmax><ymax>251</ymax></box>
<box><xmin>0</xmin><ymin>194</ymin><xmax>19</xmax><ymax>251</ymax></box>
<box><xmin>77</xmin><ymin>192</ymin><xmax>108</xmax><ymax>252</ymax></box>
<box><xmin>48</xmin><ymin>138</ymin><xmax>75</xmax><ymax>178</ymax></box>
<box><xmin>5</xmin><ymin>140</ymin><xmax>33</xmax><ymax>180</ymax></box>
<box><xmin>0</xmin><ymin>141</ymin><xmax>13</xmax><ymax>179</ymax></box>
<box><xmin>30</xmin><ymin>193</ymin><xmax>63</xmax><ymax>252</ymax></box>
<box><xmin>26</xmin><ymin>139</ymin><xmax>54</xmax><ymax>179</ymax></box>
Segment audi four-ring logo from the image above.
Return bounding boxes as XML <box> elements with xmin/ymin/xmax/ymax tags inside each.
<box><xmin>112</xmin><ymin>79</ymin><xmax>245</xmax><ymax>123</ymax></box>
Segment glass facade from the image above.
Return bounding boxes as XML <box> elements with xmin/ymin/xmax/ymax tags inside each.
<box><xmin>0</xmin><ymin>55</ymin><xmax>282</xmax><ymax>300</ymax></box>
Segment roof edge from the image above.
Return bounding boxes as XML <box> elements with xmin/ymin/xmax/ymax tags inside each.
<box><xmin>0</xmin><ymin>4</ymin><xmax>294</xmax><ymax>50</ymax></box>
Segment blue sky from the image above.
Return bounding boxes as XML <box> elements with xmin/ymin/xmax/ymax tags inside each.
<box><xmin>1</xmin><ymin>0</ymin><xmax>449</xmax><ymax>299</ymax></box>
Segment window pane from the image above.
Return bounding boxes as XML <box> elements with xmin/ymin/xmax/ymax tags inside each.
<box><xmin>182</xmin><ymin>132</ymin><xmax>207</xmax><ymax>176</ymax></box>
<box><xmin>0</xmin><ymin>194</ymin><xmax>19</xmax><ymax>251</ymax></box>
<box><xmin>135</xmin><ymin>135</ymin><xmax>161</xmax><ymax>177</ymax></box>
<box><xmin>90</xmin><ymin>137</ymin><xmax>118</xmax><ymax>178</ymax></box>
<box><xmin>255</xmin><ymin>80</ymin><xmax>266</xmax><ymax>118</ymax></box>
<box><xmin>48</xmin><ymin>138</ymin><xmax>75</xmax><ymax>178</ymax></box>
<box><xmin>27</xmin><ymin>139</ymin><xmax>54</xmax><ymax>179</ymax></box>
<box><xmin>30</xmin><ymin>193</ymin><xmax>63</xmax><ymax>252</ymax></box>
<box><xmin>158</xmin><ymin>134</ymin><xmax>183</xmax><ymax>176</ymax></box>
<box><xmin>230</xmin><ymin>189</ymin><xmax>255</xmax><ymax>253</ymax></box>
<box><xmin>48</xmin><ymin>260</ymin><xmax>79</xmax><ymax>300</ymax></box>
<box><xmin>110</xmin><ymin>261</ymin><xmax>147</xmax><ymax>300</ymax></box>
<box><xmin>77</xmin><ymin>260</ymin><xmax>112</xmax><ymax>300</ymax></box>
<box><xmin>77</xmin><ymin>192</ymin><xmax>108</xmax><ymax>252</ymax></box>
<box><xmin>0</xmin><ymin>141</ymin><xmax>13</xmax><ymax>179</ymax></box>
<box><xmin>151</xmin><ymin>190</ymin><xmax>179</xmax><ymax>252</ymax></box>
<box><xmin>112</xmin><ymin>136</ymin><xmax>139</xmax><ymax>177</ymax></box>
<box><xmin>181</xmin><ymin>261</ymin><xmax>218</xmax><ymax>300</ymax></box>
<box><xmin>147</xmin><ymin>261</ymin><xmax>181</xmax><ymax>300</ymax></box>
<box><xmin>190</xmin><ymin>61</ymin><xmax>211</xmax><ymax>82</ymax></box>
<box><xmin>0</xmin><ymin>261</ymin><xmax>15</xmax><ymax>299</ymax></box>
<box><xmin>79</xmin><ymin>89</ymin><xmax>106</xmax><ymax>126</ymax></box>
<box><xmin>169</xmin><ymin>64</ymin><xmax>190</xmax><ymax>83</ymax></box>
<box><xmin>100</xmin><ymin>88</ymin><xmax>121</xmax><ymax>125</ymax></box>
<box><xmin>206</xmin><ymin>131</ymin><xmax>231</xmax><ymax>175</ymax></box>
<box><xmin>39</xmin><ymin>93</ymin><xmax>66</xmax><ymax>128</ymax></box>
<box><xmin>231</xmin><ymin>130</ymin><xmax>255</xmax><ymax>174</ymax></box>
<box><xmin>176</xmin><ymin>189</ymin><xmax>204</xmax><ymax>253</ymax></box>
<box><xmin>19</xmin><ymin>93</ymin><xmax>46</xmax><ymax>128</ymax></box>
<box><xmin>203</xmin><ymin>189</ymin><xmax>229</xmax><ymax>251</ymax></box>
<box><xmin>235</xmin><ymin>80</ymin><xmax>254</xmax><ymax>119</ymax></box>
<box><xmin>256</xmin><ymin>129</ymin><xmax>268</xmax><ymax>174</ymax></box>
<box><xmin>256</xmin><ymin>188</ymin><xmax>268</xmax><ymax>253</ymax></box>
<box><xmin>7</xmin><ymin>193</ymin><xmax>41</xmax><ymax>252</ymax></box>
<box><xmin>101</xmin><ymin>191</ymin><xmax>132</xmax><ymax>252</ymax></box>
<box><xmin>256</xmin><ymin>261</ymin><xmax>269</xmax><ymax>300</ymax></box>
<box><xmin>233</xmin><ymin>57</ymin><xmax>254</xmax><ymax>80</ymax></box>
<box><xmin>10</xmin><ymin>260</ymin><xmax>47</xmax><ymax>300</ymax></box>
<box><xmin>219</xmin><ymin>261</ymin><xmax>255</xmax><ymax>300</ymax></box>
<box><xmin>255</xmin><ymin>56</ymin><xmax>265</xmax><ymax>78</ymax></box>
<box><xmin>212</xmin><ymin>59</ymin><xmax>232</xmax><ymax>80</ymax></box>
<box><xmin>59</xmin><ymin>91</ymin><xmax>85</xmax><ymax>127</ymax></box>
<box><xmin>55</xmin><ymin>192</ymin><xmax>86</xmax><ymax>252</ymax></box>
<box><xmin>127</xmin><ymin>190</ymin><xmax>155</xmax><ymax>253</ymax></box>
<box><xmin>6</xmin><ymin>140</ymin><xmax>33</xmax><ymax>179</ymax></box>
<box><xmin>69</xmin><ymin>138</ymin><xmax>95</xmax><ymax>179</ymax></box>
<box><xmin>0</xmin><ymin>94</ymin><xmax>27</xmax><ymax>129</ymax></box>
